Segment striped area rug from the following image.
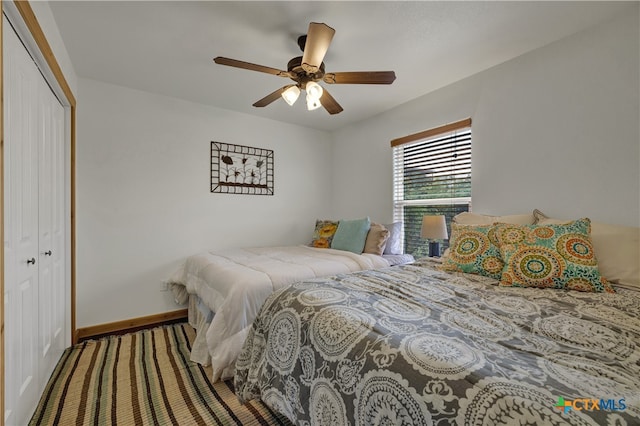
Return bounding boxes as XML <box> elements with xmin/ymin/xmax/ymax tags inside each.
<box><xmin>29</xmin><ymin>323</ymin><xmax>291</xmax><ymax>426</ymax></box>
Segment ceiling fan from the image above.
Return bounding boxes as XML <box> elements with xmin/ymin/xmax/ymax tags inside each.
<box><xmin>214</xmin><ymin>22</ymin><xmax>396</xmax><ymax>115</ymax></box>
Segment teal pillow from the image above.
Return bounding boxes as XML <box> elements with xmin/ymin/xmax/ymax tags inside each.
<box><xmin>331</xmin><ymin>217</ymin><xmax>371</xmax><ymax>254</ymax></box>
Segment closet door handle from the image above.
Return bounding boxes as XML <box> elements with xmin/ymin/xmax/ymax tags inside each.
<box><xmin>43</xmin><ymin>250</ymin><xmax>52</xmax><ymax>256</ymax></box>
<box><xmin>27</xmin><ymin>257</ymin><xmax>36</xmax><ymax>265</ymax></box>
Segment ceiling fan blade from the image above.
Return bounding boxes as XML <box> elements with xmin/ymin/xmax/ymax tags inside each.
<box><xmin>301</xmin><ymin>23</ymin><xmax>335</xmax><ymax>74</ymax></box>
<box><xmin>324</xmin><ymin>71</ymin><xmax>396</xmax><ymax>85</ymax></box>
<box><xmin>214</xmin><ymin>57</ymin><xmax>292</xmax><ymax>78</ymax></box>
<box><xmin>320</xmin><ymin>89</ymin><xmax>343</xmax><ymax>115</ymax></box>
<box><xmin>253</xmin><ymin>85</ymin><xmax>295</xmax><ymax>107</ymax></box>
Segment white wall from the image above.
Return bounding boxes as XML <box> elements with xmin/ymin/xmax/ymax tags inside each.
<box><xmin>330</xmin><ymin>8</ymin><xmax>639</xmax><ymax>228</ymax></box>
<box><xmin>76</xmin><ymin>79</ymin><xmax>332</xmax><ymax>327</ymax></box>
<box><xmin>76</xmin><ymin>6</ymin><xmax>639</xmax><ymax>328</ymax></box>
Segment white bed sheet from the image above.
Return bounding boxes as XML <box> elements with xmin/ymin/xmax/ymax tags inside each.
<box><xmin>167</xmin><ymin>245</ymin><xmax>390</xmax><ymax>381</ymax></box>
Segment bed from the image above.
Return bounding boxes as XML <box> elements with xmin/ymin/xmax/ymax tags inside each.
<box><xmin>167</xmin><ymin>244</ymin><xmax>412</xmax><ymax>381</ymax></box>
<box><xmin>235</xmin><ymin>217</ymin><xmax>640</xmax><ymax>425</ymax></box>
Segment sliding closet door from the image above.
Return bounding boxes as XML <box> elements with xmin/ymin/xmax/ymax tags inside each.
<box><xmin>3</xmin><ymin>15</ymin><xmax>41</xmax><ymax>425</ymax></box>
<box><xmin>37</xmin><ymin>73</ymin><xmax>66</xmax><ymax>382</ymax></box>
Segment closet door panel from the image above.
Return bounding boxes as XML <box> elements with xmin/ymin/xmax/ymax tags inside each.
<box><xmin>4</xmin><ymin>12</ymin><xmax>70</xmax><ymax>424</ymax></box>
<box><xmin>37</xmin><ymin>76</ymin><xmax>65</xmax><ymax>380</ymax></box>
<box><xmin>3</xmin><ymin>17</ymin><xmax>41</xmax><ymax>425</ymax></box>
<box><xmin>37</xmin><ymin>76</ymin><xmax>53</xmax><ymax>372</ymax></box>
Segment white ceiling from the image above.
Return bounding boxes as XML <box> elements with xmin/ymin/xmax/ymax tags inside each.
<box><xmin>48</xmin><ymin>1</ymin><xmax>632</xmax><ymax>132</ymax></box>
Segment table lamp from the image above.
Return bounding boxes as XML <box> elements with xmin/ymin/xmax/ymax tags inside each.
<box><xmin>421</xmin><ymin>215</ymin><xmax>448</xmax><ymax>257</ymax></box>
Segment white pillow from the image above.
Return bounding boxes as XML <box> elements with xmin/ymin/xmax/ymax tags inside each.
<box><xmin>453</xmin><ymin>212</ymin><xmax>535</xmax><ymax>225</ymax></box>
<box><xmin>383</xmin><ymin>222</ymin><xmax>403</xmax><ymax>255</ymax></box>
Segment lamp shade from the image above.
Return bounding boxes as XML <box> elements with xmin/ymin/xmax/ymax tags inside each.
<box><xmin>305</xmin><ymin>81</ymin><xmax>323</xmax><ymax>101</ymax></box>
<box><xmin>281</xmin><ymin>85</ymin><xmax>300</xmax><ymax>106</ymax></box>
<box><xmin>421</xmin><ymin>215</ymin><xmax>448</xmax><ymax>240</ymax></box>
<box><xmin>306</xmin><ymin>96</ymin><xmax>322</xmax><ymax>111</ymax></box>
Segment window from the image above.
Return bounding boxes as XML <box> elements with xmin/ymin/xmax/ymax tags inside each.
<box><xmin>391</xmin><ymin>118</ymin><xmax>472</xmax><ymax>257</ymax></box>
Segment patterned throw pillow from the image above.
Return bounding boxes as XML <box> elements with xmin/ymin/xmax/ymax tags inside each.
<box><xmin>440</xmin><ymin>223</ymin><xmax>504</xmax><ymax>280</ymax></box>
<box><xmin>494</xmin><ymin>218</ymin><xmax>614</xmax><ymax>293</ymax></box>
<box><xmin>310</xmin><ymin>220</ymin><xmax>339</xmax><ymax>248</ymax></box>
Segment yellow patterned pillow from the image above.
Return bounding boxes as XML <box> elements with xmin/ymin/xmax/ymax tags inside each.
<box><xmin>494</xmin><ymin>219</ymin><xmax>614</xmax><ymax>293</ymax></box>
<box><xmin>310</xmin><ymin>220</ymin><xmax>339</xmax><ymax>248</ymax></box>
<box><xmin>440</xmin><ymin>223</ymin><xmax>504</xmax><ymax>280</ymax></box>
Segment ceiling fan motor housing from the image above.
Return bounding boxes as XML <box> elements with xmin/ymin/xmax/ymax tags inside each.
<box><xmin>287</xmin><ymin>56</ymin><xmax>325</xmax><ymax>89</ymax></box>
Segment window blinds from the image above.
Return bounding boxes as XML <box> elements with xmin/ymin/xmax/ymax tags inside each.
<box><xmin>392</xmin><ymin>119</ymin><xmax>472</xmax><ymax>257</ymax></box>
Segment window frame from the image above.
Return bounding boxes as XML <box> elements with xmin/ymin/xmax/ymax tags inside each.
<box><xmin>391</xmin><ymin>118</ymin><xmax>472</xmax><ymax>256</ymax></box>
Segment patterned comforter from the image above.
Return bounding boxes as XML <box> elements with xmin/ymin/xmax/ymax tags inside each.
<box><xmin>235</xmin><ymin>259</ymin><xmax>640</xmax><ymax>425</ymax></box>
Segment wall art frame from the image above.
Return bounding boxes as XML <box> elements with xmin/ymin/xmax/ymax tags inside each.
<box><xmin>211</xmin><ymin>141</ymin><xmax>274</xmax><ymax>195</ymax></box>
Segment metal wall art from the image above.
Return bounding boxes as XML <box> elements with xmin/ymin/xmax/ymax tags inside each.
<box><xmin>211</xmin><ymin>142</ymin><xmax>274</xmax><ymax>195</ymax></box>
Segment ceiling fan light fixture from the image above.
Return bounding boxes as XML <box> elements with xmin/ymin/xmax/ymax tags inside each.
<box><xmin>305</xmin><ymin>81</ymin><xmax>323</xmax><ymax>101</ymax></box>
<box><xmin>281</xmin><ymin>85</ymin><xmax>300</xmax><ymax>106</ymax></box>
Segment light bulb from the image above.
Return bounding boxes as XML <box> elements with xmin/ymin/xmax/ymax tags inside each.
<box><xmin>305</xmin><ymin>81</ymin><xmax>323</xmax><ymax>101</ymax></box>
<box><xmin>281</xmin><ymin>85</ymin><xmax>300</xmax><ymax>106</ymax></box>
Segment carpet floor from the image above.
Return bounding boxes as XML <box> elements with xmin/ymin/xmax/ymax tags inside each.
<box><xmin>29</xmin><ymin>323</ymin><xmax>292</xmax><ymax>425</ymax></box>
